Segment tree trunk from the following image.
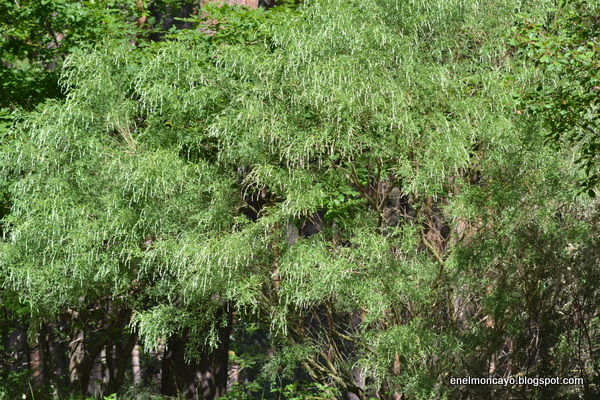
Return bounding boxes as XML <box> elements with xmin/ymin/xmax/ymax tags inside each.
<box><xmin>68</xmin><ymin>327</ymin><xmax>93</xmax><ymax>395</ymax></box>
<box><xmin>109</xmin><ymin>332</ymin><xmax>138</xmax><ymax>393</ymax></box>
<box><xmin>132</xmin><ymin>343</ymin><xmax>142</xmax><ymax>386</ymax></box>
<box><xmin>68</xmin><ymin>324</ymin><xmax>105</xmax><ymax>396</ymax></box>
<box><xmin>30</xmin><ymin>341</ymin><xmax>42</xmax><ymax>388</ymax></box>
<box><xmin>162</xmin><ymin>307</ymin><xmax>232</xmax><ymax>399</ymax></box>
<box><xmin>8</xmin><ymin>323</ymin><xmax>28</xmax><ymax>373</ymax></box>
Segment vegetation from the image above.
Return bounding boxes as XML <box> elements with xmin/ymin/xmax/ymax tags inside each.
<box><xmin>0</xmin><ymin>0</ymin><xmax>599</xmax><ymax>399</ymax></box>
<box><xmin>512</xmin><ymin>0</ymin><xmax>600</xmax><ymax>194</ymax></box>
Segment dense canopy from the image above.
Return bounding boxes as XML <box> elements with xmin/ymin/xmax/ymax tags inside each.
<box><xmin>1</xmin><ymin>0</ymin><xmax>599</xmax><ymax>399</ymax></box>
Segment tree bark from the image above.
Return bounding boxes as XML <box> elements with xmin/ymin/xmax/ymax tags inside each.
<box><xmin>162</xmin><ymin>307</ymin><xmax>233</xmax><ymax>399</ymax></box>
<box><xmin>132</xmin><ymin>343</ymin><xmax>142</xmax><ymax>386</ymax></box>
<box><xmin>68</xmin><ymin>326</ymin><xmax>104</xmax><ymax>395</ymax></box>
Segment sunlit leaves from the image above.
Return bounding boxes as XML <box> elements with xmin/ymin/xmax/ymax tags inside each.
<box><xmin>2</xmin><ymin>1</ymin><xmax>597</xmax><ymax>398</ymax></box>
<box><xmin>512</xmin><ymin>0</ymin><xmax>600</xmax><ymax>194</ymax></box>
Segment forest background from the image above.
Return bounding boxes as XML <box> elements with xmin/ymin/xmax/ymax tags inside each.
<box><xmin>0</xmin><ymin>0</ymin><xmax>599</xmax><ymax>399</ymax></box>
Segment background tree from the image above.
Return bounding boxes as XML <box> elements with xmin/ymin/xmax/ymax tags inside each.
<box><xmin>0</xmin><ymin>0</ymin><xmax>147</xmax><ymax>110</ymax></box>
<box><xmin>512</xmin><ymin>0</ymin><xmax>600</xmax><ymax>194</ymax></box>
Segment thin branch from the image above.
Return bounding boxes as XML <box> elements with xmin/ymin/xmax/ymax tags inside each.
<box><xmin>420</xmin><ymin>229</ymin><xmax>445</xmax><ymax>266</ymax></box>
<box><xmin>582</xmin><ymin>125</ymin><xmax>600</xmax><ymax>139</ymax></box>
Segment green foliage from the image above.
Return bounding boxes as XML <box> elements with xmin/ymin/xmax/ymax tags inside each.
<box><xmin>0</xmin><ymin>108</ymin><xmax>12</xmax><ymax>227</ymax></box>
<box><xmin>511</xmin><ymin>0</ymin><xmax>600</xmax><ymax>194</ymax></box>
<box><xmin>1</xmin><ymin>0</ymin><xmax>599</xmax><ymax>399</ymax></box>
<box><xmin>0</xmin><ymin>0</ymin><xmax>144</xmax><ymax>109</ymax></box>
<box><xmin>0</xmin><ymin>370</ymin><xmax>29</xmax><ymax>400</ymax></box>
<box><xmin>170</xmin><ymin>2</ymin><xmax>299</xmax><ymax>46</ymax></box>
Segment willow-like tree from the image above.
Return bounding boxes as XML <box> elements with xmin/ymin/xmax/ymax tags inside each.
<box><xmin>1</xmin><ymin>0</ymin><xmax>599</xmax><ymax>399</ymax></box>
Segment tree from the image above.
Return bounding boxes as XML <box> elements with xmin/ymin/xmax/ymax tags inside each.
<box><xmin>1</xmin><ymin>1</ymin><xmax>599</xmax><ymax>399</ymax></box>
<box><xmin>512</xmin><ymin>0</ymin><xmax>600</xmax><ymax>194</ymax></box>
<box><xmin>1</xmin><ymin>2</ymin><xmax>298</xmax><ymax>398</ymax></box>
<box><xmin>0</xmin><ymin>0</ymin><xmax>145</xmax><ymax>110</ymax></box>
